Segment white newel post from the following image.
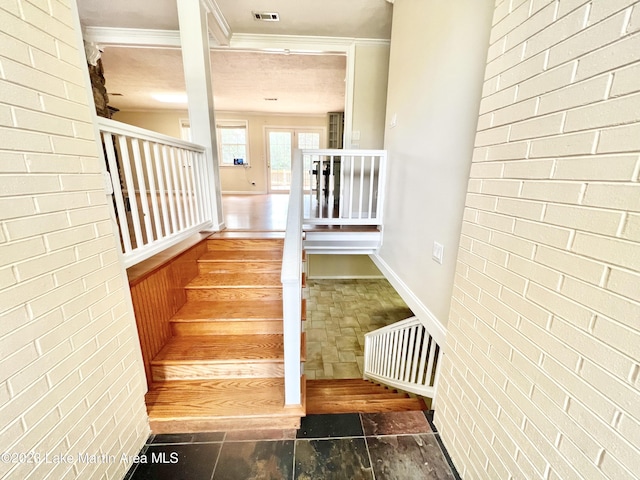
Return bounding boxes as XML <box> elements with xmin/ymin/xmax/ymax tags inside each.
<box><xmin>176</xmin><ymin>0</ymin><xmax>224</xmax><ymax>230</ymax></box>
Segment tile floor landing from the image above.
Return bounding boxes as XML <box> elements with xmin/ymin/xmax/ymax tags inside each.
<box><xmin>305</xmin><ymin>279</ymin><xmax>414</xmax><ymax>380</ymax></box>
<box><xmin>125</xmin><ymin>411</ymin><xmax>460</xmax><ymax>480</ymax></box>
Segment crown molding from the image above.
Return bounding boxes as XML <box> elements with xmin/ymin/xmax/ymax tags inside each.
<box><xmin>83</xmin><ymin>27</ymin><xmax>182</xmax><ymax>48</ymax></box>
<box><xmin>82</xmin><ymin>28</ymin><xmax>390</xmax><ymax>52</ymax></box>
<box><xmin>230</xmin><ymin>34</ymin><xmax>390</xmax><ymax>53</ymax></box>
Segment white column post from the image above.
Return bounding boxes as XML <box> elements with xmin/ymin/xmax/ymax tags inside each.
<box><xmin>176</xmin><ymin>0</ymin><xmax>224</xmax><ymax>230</ymax></box>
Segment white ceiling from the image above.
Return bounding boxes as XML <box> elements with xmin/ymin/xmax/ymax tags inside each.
<box><xmin>77</xmin><ymin>0</ymin><xmax>393</xmax><ymax>114</ymax></box>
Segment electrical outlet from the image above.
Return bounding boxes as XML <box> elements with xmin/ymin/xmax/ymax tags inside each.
<box><xmin>432</xmin><ymin>241</ymin><xmax>444</xmax><ymax>264</ymax></box>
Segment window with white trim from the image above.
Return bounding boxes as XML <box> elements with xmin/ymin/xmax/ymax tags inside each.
<box><xmin>217</xmin><ymin>120</ymin><xmax>249</xmax><ymax>166</ymax></box>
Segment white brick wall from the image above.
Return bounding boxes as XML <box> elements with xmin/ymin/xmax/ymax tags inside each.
<box><xmin>0</xmin><ymin>1</ymin><xmax>149</xmax><ymax>479</ymax></box>
<box><xmin>438</xmin><ymin>0</ymin><xmax>640</xmax><ymax>478</ymax></box>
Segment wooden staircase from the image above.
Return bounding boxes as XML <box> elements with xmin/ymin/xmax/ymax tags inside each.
<box><xmin>306</xmin><ymin>379</ymin><xmax>427</xmax><ymax>414</ymax></box>
<box><xmin>145</xmin><ymin>233</ymin><xmax>306</xmax><ymax>433</ymax></box>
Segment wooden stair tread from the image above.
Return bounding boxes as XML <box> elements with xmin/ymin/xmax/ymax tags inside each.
<box><xmin>172</xmin><ymin>300</ymin><xmax>284</xmax><ymax>321</ymax></box>
<box><xmin>199</xmin><ymin>250</ymin><xmax>283</xmax><ymax>262</ymax></box>
<box><xmin>152</xmin><ymin>335</ymin><xmax>285</xmax><ymax>364</ymax></box>
<box><xmin>186</xmin><ymin>272</ymin><xmax>282</xmax><ymax>289</ymax></box>
<box><xmin>327</xmin><ymin>392</ymin><xmax>407</xmax><ymax>400</ymax></box>
<box><xmin>208</xmin><ymin>231</ymin><xmax>285</xmax><ymax>240</ymax></box>
<box><xmin>306</xmin><ymin>385</ymin><xmax>398</xmax><ymax>395</ymax></box>
<box><xmin>306</xmin><ymin>398</ymin><xmax>425</xmax><ymax>414</ymax></box>
<box><xmin>147</xmin><ymin>378</ymin><xmax>303</xmax><ymax>420</ymax></box>
<box><xmin>305</xmin><ymin>379</ymin><xmax>426</xmax><ymax>414</ymax></box>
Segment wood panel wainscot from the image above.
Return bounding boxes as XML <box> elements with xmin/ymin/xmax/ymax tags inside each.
<box><xmin>127</xmin><ymin>233</ymin><xmax>210</xmax><ymax>387</ymax></box>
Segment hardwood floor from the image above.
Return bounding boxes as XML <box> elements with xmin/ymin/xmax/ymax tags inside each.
<box><xmin>222</xmin><ymin>194</ymin><xmax>288</xmax><ymax>231</ymax></box>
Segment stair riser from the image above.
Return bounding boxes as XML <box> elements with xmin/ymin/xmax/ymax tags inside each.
<box><xmin>207</xmin><ymin>239</ymin><xmax>284</xmax><ymax>251</ymax></box>
<box><xmin>186</xmin><ymin>288</ymin><xmax>283</xmax><ymax>302</ymax></box>
<box><xmin>307</xmin><ymin>387</ymin><xmax>396</xmax><ymax>395</ymax></box>
<box><xmin>306</xmin><ymin>399</ymin><xmax>425</xmax><ymax>414</ymax></box>
<box><xmin>171</xmin><ymin>320</ymin><xmax>284</xmax><ymax>336</ymax></box>
<box><xmin>152</xmin><ymin>363</ymin><xmax>284</xmax><ymax>381</ymax></box>
<box><xmin>198</xmin><ymin>261</ymin><xmax>282</xmax><ymax>274</ymax></box>
<box><xmin>149</xmin><ymin>416</ymin><xmax>300</xmax><ymax>434</ymax></box>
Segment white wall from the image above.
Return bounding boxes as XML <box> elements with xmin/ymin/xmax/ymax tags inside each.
<box><xmin>0</xmin><ymin>1</ymin><xmax>149</xmax><ymax>478</ymax></box>
<box><xmin>377</xmin><ymin>0</ymin><xmax>494</xmax><ymax>328</ymax></box>
<box><xmin>438</xmin><ymin>0</ymin><xmax>640</xmax><ymax>478</ymax></box>
<box><xmin>114</xmin><ymin>109</ymin><xmax>187</xmax><ymax>138</ymax></box>
<box><xmin>351</xmin><ymin>44</ymin><xmax>390</xmax><ymax>149</ymax></box>
<box><xmin>308</xmin><ymin>255</ymin><xmax>382</xmax><ymax>279</ymax></box>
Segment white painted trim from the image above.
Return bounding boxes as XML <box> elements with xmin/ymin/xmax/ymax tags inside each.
<box><xmin>218</xmin><ymin>111</ymin><xmax>327</xmax><ymax>118</ymax></box>
<box><xmin>221</xmin><ymin>190</ymin><xmax>268</xmax><ymax>195</ymax></box>
<box><xmin>97</xmin><ymin>117</ymin><xmax>205</xmax><ymax>151</ymax></box>
<box><xmin>83</xmin><ymin>27</ymin><xmax>183</xmax><ymax>48</ymax></box>
<box><xmin>344</xmin><ymin>42</ymin><xmax>356</xmax><ymax>148</ymax></box>
<box><xmin>201</xmin><ymin>0</ymin><xmax>231</xmax><ymax>45</ymax></box>
<box><xmin>122</xmin><ymin>222</ymin><xmax>214</xmax><ymax>268</ymax></box>
<box><xmin>308</xmin><ymin>275</ymin><xmax>384</xmax><ymax>280</ymax></box>
<box><xmin>369</xmin><ymin>253</ymin><xmax>448</xmax><ymax>346</ymax></box>
<box><xmin>83</xmin><ymin>28</ymin><xmax>390</xmax><ymax>51</ymax></box>
<box><xmin>264</xmin><ymin>125</ymin><xmax>327</xmax><ymax>193</ymax></box>
<box><xmin>230</xmin><ymin>33</ymin><xmax>390</xmax><ymax>51</ymax></box>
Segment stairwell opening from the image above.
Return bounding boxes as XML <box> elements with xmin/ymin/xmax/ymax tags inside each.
<box><xmin>304</xmin><ymin>277</ymin><xmax>414</xmax><ymax>380</ymax></box>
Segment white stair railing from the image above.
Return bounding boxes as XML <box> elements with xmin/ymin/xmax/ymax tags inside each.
<box><xmin>364</xmin><ymin>316</ymin><xmax>443</xmax><ymax>399</ymax></box>
<box><xmin>98</xmin><ymin>118</ymin><xmax>214</xmax><ymax>267</ymax></box>
<box><xmin>281</xmin><ymin>149</ymin><xmax>304</xmax><ymax>406</ymax></box>
<box><xmin>301</xmin><ymin>149</ymin><xmax>387</xmax><ymax>226</ymax></box>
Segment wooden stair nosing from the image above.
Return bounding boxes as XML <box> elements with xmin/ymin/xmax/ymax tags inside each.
<box><xmin>171</xmin><ymin>320</ymin><xmax>284</xmax><ymax>336</ymax></box>
<box><xmin>152</xmin><ymin>334</ymin><xmax>285</xmax><ymax>363</ymax></box>
<box><xmin>198</xmin><ymin>262</ymin><xmax>282</xmax><ymax>274</ymax></box>
<box><xmin>198</xmin><ymin>250</ymin><xmax>283</xmax><ymax>262</ymax></box>
<box><xmin>146</xmin><ymin>377</ymin><xmax>305</xmax><ymax>431</ymax></box>
<box><xmin>171</xmin><ymin>300</ymin><xmax>284</xmax><ymax>321</ymax></box>
<box><xmin>151</xmin><ymin>363</ymin><xmax>285</xmax><ymax>382</ymax></box>
<box><xmin>306</xmin><ymin>386</ymin><xmax>401</xmax><ymax>395</ymax></box>
<box><xmin>170</xmin><ymin>299</ymin><xmax>305</xmax><ymax>322</ymax></box>
<box><xmin>206</xmin><ymin>238</ymin><xmax>284</xmax><ymax>251</ymax></box>
<box><xmin>325</xmin><ymin>392</ymin><xmax>409</xmax><ymax>401</ymax></box>
<box><xmin>186</xmin><ymin>289</ymin><xmax>283</xmax><ymax>302</ymax></box>
<box><xmin>185</xmin><ymin>272</ymin><xmax>283</xmax><ymax>289</ymax></box>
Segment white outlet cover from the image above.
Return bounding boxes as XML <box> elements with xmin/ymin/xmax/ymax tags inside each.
<box><xmin>432</xmin><ymin>241</ymin><xmax>444</xmax><ymax>264</ymax></box>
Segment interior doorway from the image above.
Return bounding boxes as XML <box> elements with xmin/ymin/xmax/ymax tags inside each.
<box><xmin>266</xmin><ymin>127</ymin><xmax>324</xmax><ymax>192</ymax></box>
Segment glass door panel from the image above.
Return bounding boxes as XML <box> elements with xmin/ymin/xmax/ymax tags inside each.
<box><xmin>268</xmin><ymin>131</ymin><xmax>292</xmax><ymax>191</ymax></box>
<box><xmin>267</xmin><ymin>128</ymin><xmax>324</xmax><ymax>192</ymax></box>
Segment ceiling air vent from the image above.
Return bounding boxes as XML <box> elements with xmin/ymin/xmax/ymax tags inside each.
<box><xmin>253</xmin><ymin>11</ymin><xmax>280</xmax><ymax>21</ymax></box>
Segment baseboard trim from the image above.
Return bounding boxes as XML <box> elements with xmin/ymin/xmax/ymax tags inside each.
<box><xmin>307</xmin><ymin>275</ymin><xmax>385</xmax><ymax>280</ymax></box>
<box><xmin>369</xmin><ymin>254</ymin><xmax>447</xmax><ymax>346</ymax></box>
<box><xmin>221</xmin><ymin>190</ymin><xmax>268</xmax><ymax>195</ymax></box>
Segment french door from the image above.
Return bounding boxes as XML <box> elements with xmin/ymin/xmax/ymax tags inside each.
<box><xmin>266</xmin><ymin>128</ymin><xmax>324</xmax><ymax>192</ymax></box>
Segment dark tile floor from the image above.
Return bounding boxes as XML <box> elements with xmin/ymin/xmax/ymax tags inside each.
<box><xmin>125</xmin><ymin>411</ymin><xmax>460</xmax><ymax>480</ymax></box>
